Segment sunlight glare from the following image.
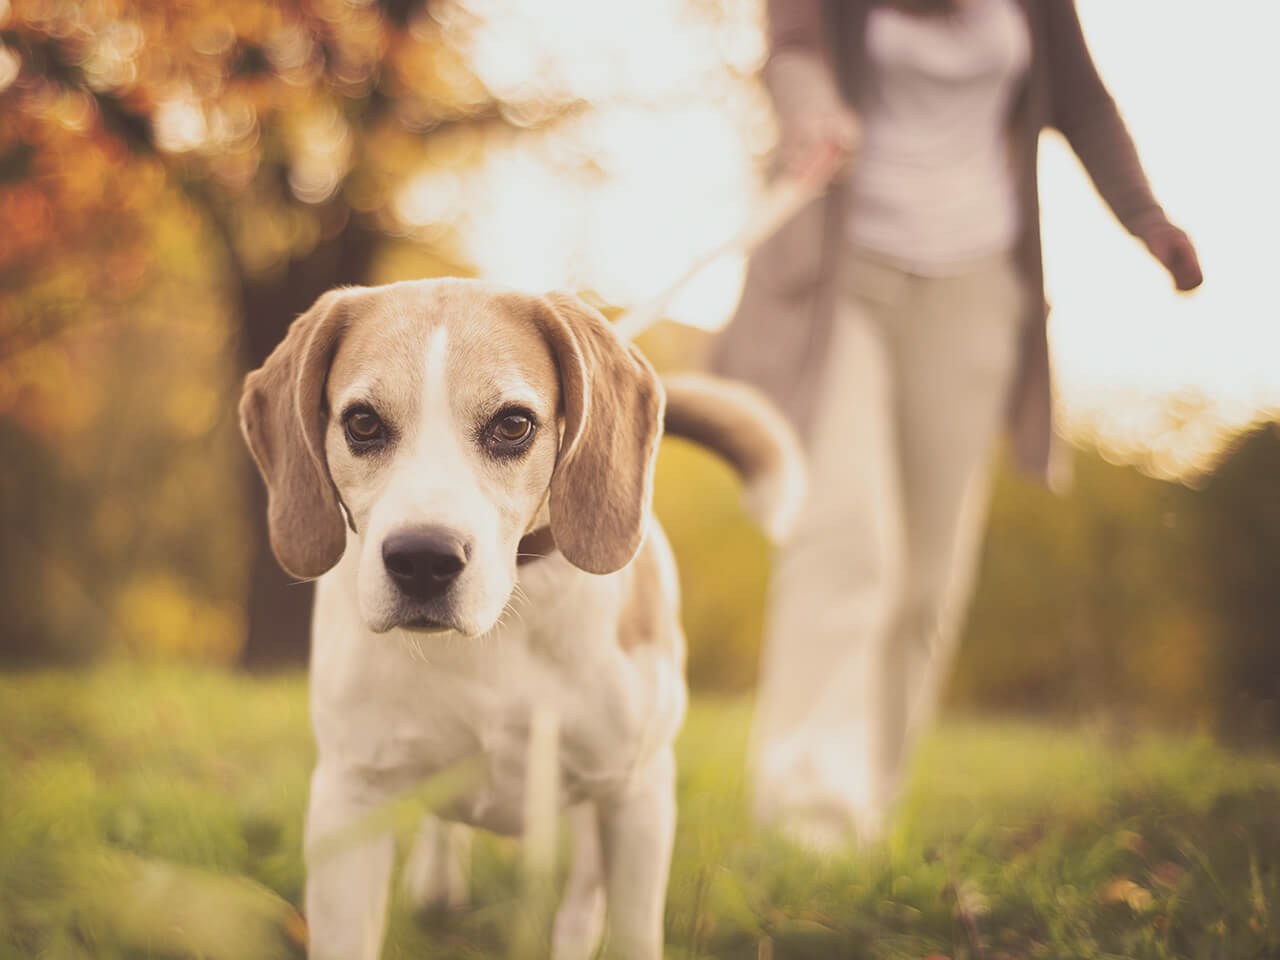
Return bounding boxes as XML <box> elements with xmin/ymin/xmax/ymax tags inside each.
<box><xmin>438</xmin><ymin>0</ymin><xmax>1276</xmax><ymax>473</ymax></box>
<box><xmin>1043</xmin><ymin>0</ymin><xmax>1280</xmax><ymax>473</ymax></box>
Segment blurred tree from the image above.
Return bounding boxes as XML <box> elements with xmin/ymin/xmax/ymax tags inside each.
<box><xmin>0</xmin><ymin>415</ymin><xmax>89</xmax><ymax>662</ymax></box>
<box><xmin>1196</xmin><ymin>424</ymin><xmax>1280</xmax><ymax>738</ymax></box>
<box><xmin>0</xmin><ymin>0</ymin><xmax>581</xmax><ymax>664</ymax></box>
<box><xmin>953</xmin><ymin>447</ymin><xmax>1219</xmax><ymax>732</ymax></box>
<box><xmin>951</xmin><ymin>428</ymin><xmax>1280</xmax><ymax>740</ymax></box>
<box><xmin>0</xmin><ymin>187</ymin><xmax>249</xmax><ymax>666</ymax></box>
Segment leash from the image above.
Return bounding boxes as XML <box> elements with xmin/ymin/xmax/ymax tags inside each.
<box><xmin>520</xmin><ymin>145</ymin><xmax>847</xmax><ymax>565</ymax></box>
<box><xmin>611</xmin><ymin>142</ymin><xmax>848</xmax><ymax>343</ymax></box>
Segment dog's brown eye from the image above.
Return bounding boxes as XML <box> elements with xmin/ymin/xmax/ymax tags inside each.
<box><xmin>344</xmin><ymin>409</ymin><xmax>385</xmax><ymax>445</ymax></box>
<box><xmin>483</xmin><ymin>410</ymin><xmax>536</xmax><ymax>457</ymax></box>
<box><xmin>493</xmin><ymin>413</ymin><xmax>533</xmax><ymax>444</ymax></box>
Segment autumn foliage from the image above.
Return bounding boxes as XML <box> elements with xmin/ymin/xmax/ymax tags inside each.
<box><xmin>0</xmin><ymin>0</ymin><xmax>576</xmax><ymax>662</ymax></box>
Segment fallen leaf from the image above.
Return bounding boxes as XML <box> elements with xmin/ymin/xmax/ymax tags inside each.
<box><xmin>1152</xmin><ymin>862</ymin><xmax>1184</xmax><ymax>889</ymax></box>
<box><xmin>1103</xmin><ymin>876</ymin><xmax>1154</xmax><ymax>911</ymax></box>
<box><xmin>1127</xmin><ymin>886</ymin><xmax>1154</xmax><ymax>912</ymax></box>
<box><xmin>285</xmin><ymin>910</ymin><xmax>309</xmax><ymax>949</ymax></box>
<box><xmin>1104</xmin><ymin>877</ymin><xmax>1139</xmax><ymax>904</ymax></box>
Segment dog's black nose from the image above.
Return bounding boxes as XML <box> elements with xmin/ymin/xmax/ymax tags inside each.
<box><xmin>382</xmin><ymin>527</ymin><xmax>472</xmax><ymax>600</ymax></box>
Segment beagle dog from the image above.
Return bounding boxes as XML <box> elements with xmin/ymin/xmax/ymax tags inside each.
<box><xmin>240</xmin><ymin>278</ymin><xmax>804</xmax><ymax>960</ymax></box>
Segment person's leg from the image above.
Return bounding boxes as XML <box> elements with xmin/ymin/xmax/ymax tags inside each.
<box><xmin>869</xmin><ymin>254</ymin><xmax>1025</xmax><ymax>815</ymax></box>
<box><xmin>749</xmin><ymin>255</ymin><xmax>910</xmax><ymax>846</ymax></box>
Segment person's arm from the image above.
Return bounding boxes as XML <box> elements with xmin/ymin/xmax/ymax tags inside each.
<box><xmin>762</xmin><ymin>0</ymin><xmax>859</xmax><ymax>175</ymax></box>
<box><xmin>767</xmin><ymin>0</ymin><xmax>829</xmax><ymax>58</ymax></box>
<box><xmin>1046</xmin><ymin>0</ymin><xmax>1202</xmax><ymax>290</ymax></box>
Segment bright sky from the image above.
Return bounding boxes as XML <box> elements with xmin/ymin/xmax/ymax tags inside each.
<box><xmin>429</xmin><ymin>0</ymin><xmax>1279</xmax><ymax>476</ymax></box>
<box><xmin>1038</xmin><ymin>0</ymin><xmax>1280</xmax><ymax>474</ymax></box>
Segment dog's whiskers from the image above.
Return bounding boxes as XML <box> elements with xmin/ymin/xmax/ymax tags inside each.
<box><xmin>395</xmin><ymin>629</ymin><xmax>431</xmax><ymax>665</ymax></box>
<box><xmin>505</xmin><ymin>585</ymin><xmax>529</xmax><ymax>625</ymax></box>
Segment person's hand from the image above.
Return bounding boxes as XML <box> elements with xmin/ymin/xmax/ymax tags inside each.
<box><xmin>765</xmin><ymin>51</ymin><xmax>860</xmax><ymax>178</ymax></box>
<box><xmin>778</xmin><ymin>100</ymin><xmax>859</xmax><ymax>179</ymax></box>
<box><xmin>1142</xmin><ymin>222</ymin><xmax>1203</xmax><ymax>292</ymax></box>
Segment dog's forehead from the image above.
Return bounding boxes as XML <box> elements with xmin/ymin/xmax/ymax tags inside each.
<box><xmin>327</xmin><ymin>281</ymin><xmax>557</xmax><ymax>408</ymax></box>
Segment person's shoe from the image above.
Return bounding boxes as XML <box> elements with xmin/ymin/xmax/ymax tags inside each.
<box><xmin>776</xmin><ymin>804</ymin><xmax>854</xmax><ymax>855</ymax></box>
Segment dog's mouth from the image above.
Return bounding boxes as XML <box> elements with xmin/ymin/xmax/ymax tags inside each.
<box><xmin>367</xmin><ymin>579</ymin><xmax>508</xmax><ymax>639</ymax></box>
<box><xmin>399</xmin><ymin>615</ymin><xmax>453</xmax><ymax>634</ymax></box>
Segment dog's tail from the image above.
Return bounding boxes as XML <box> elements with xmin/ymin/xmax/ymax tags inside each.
<box><xmin>661</xmin><ymin>373</ymin><xmax>807</xmax><ymax>543</ymax></box>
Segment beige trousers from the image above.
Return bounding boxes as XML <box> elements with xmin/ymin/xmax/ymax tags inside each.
<box><xmin>750</xmin><ymin>249</ymin><xmax>1024</xmax><ymax>842</ymax></box>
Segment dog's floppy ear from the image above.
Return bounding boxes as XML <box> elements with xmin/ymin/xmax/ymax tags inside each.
<box><xmin>533</xmin><ymin>292</ymin><xmax>665</xmax><ymax>575</ymax></box>
<box><xmin>239</xmin><ymin>288</ymin><xmax>353</xmax><ymax>580</ymax></box>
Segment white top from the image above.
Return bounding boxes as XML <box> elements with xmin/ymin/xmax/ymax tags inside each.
<box><xmin>848</xmin><ymin>0</ymin><xmax>1031</xmax><ymax>273</ymax></box>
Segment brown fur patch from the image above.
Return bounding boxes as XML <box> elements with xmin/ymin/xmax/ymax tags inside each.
<box><xmin>239</xmin><ymin>288</ymin><xmax>352</xmax><ymax>579</ymax></box>
<box><xmin>617</xmin><ymin>534</ymin><xmax>672</xmax><ymax>653</ymax></box>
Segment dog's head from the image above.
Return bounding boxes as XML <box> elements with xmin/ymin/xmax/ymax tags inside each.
<box><xmin>239</xmin><ymin>279</ymin><xmax>664</xmax><ymax>637</ymax></box>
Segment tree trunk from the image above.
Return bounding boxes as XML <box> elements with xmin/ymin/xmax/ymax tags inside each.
<box><xmin>238</xmin><ymin>213</ymin><xmax>378</xmax><ymax>668</ymax></box>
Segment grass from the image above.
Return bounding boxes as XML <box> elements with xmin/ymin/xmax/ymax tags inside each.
<box><xmin>3</xmin><ymin>667</ymin><xmax>1280</xmax><ymax>959</ymax></box>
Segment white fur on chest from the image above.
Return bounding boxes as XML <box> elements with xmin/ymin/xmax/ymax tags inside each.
<box><xmin>310</xmin><ymin>532</ymin><xmax>685</xmax><ymax>833</ymax></box>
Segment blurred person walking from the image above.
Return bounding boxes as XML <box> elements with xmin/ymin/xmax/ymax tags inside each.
<box><xmin>714</xmin><ymin>0</ymin><xmax>1203</xmax><ymax>848</ymax></box>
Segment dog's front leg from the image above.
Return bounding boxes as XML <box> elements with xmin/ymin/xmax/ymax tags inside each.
<box><xmin>304</xmin><ymin>763</ymin><xmax>396</xmax><ymax>960</ymax></box>
<box><xmin>552</xmin><ymin>803</ymin><xmax>606</xmax><ymax>960</ymax></box>
<box><xmin>596</xmin><ymin>747</ymin><xmax>677</xmax><ymax>960</ymax></box>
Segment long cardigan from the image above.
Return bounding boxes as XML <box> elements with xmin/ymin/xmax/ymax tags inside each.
<box><xmin>711</xmin><ymin>0</ymin><xmax>1176</xmax><ymax>481</ymax></box>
